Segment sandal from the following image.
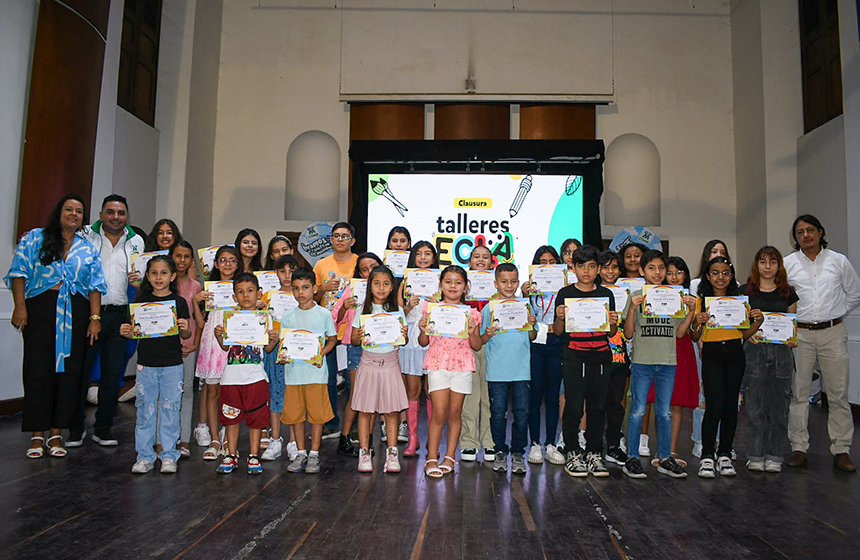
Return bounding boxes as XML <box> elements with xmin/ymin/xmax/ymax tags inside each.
<box><xmin>439</xmin><ymin>455</ymin><xmax>457</xmax><ymax>475</ymax></box>
<box><xmin>424</xmin><ymin>459</ymin><xmax>443</xmax><ymax>479</ymax></box>
<box><xmin>27</xmin><ymin>436</ymin><xmax>45</xmax><ymax>459</ymax></box>
<box><xmin>46</xmin><ymin>435</ymin><xmax>67</xmax><ymax>457</ymax></box>
<box><xmin>203</xmin><ymin>440</ymin><xmax>222</xmax><ymax>461</ymax></box>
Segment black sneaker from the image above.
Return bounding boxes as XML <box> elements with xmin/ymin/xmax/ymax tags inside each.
<box><xmin>605</xmin><ymin>447</ymin><xmax>628</xmax><ymax>466</ymax></box>
<box><xmin>564</xmin><ymin>451</ymin><xmax>588</xmax><ymax>477</ymax></box>
<box><xmin>92</xmin><ymin>428</ymin><xmax>118</xmax><ymax>446</ymax></box>
<box><xmin>321</xmin><ymin>425</ymin><xmax>340</xmax><ymax>440</ymax></box>
<box><xmin>657</xmin><ymin>456</ymin><xmax>688</xmax><ymax>478</ymax></box>
<box><xmin>337</xmin><ymin>435</ymin><xmax>359</xmax><ymax>457</ymax></box>
<box><xmin>623</xmin><ymin>457</ymin><xmax>648</xmax><ymax>479</ymax></box>
<box><xmin>66</xmin><ymin>429</ymin><xmax>86</xmax><ymax>448</ymax></box>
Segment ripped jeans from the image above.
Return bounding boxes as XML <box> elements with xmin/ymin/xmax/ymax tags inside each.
<box><xmin>136</xmin><ymin>365</ymin><xmax>184</xmax><ymax>463</ymax></box>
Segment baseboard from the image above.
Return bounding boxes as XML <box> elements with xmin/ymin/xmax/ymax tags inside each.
<box><xmin>0</xmin><ymin>397</ymin><xmax>24</xmax><ymax>416</ymax></box>
<box><xmin>853</xmin><ymin>403</ymin><xmax>860</xmax><ymax>422</ymax></box>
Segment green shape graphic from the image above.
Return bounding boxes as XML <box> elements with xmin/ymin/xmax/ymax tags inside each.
<box><xmin>368</xmin><ymin>174</ymin><xmax>390</xmax><ymax>203</ymax></box>
<box><xmin>547</xmin><ymin>176</ymin><xmax>584</xmax><ymax>250</ymax></box>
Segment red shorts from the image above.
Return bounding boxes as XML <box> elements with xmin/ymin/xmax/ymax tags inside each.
<box><xmin>220</xmin><ymin>380</ymin><xmax>270</xmax><ymax>429</ymax></box>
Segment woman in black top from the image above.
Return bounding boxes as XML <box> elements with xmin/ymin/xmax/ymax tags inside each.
<box><xmin>742</xmin><ymin>246</ymin><xmax>799</xmax><ymax>473</ymax></box>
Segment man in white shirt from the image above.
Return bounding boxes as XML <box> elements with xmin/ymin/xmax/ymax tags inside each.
<box><xmin>784</xmin><ymin>214</ymin><xmax>860</xmax><ymax>472</ymax></box>
<box><xmin>68</xmin><ymin>195</ymin><xmax>144</xmax><ymax>447</ymax></box>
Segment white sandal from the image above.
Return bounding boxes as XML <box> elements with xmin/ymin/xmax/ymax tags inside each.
<box><xmin>46</xmin><ymin>435</ymin><xmax>67</xmax><ymax>457</ymax></box>
<box><xmin>27</xmin><ymin>436</ymin><xmax>45</xmax><ymax>459</ymax></box>
<box><xmin>439</xmin><ymin>455</ymin><xmax>457</xmax><ymax>475</ymax></box>
<box><xmin>203</xmin><ymin>440</ymin><xmax>222</xmax><ymax>461</ymax></box>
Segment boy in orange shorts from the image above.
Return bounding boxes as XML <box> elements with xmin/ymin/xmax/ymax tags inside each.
<box><xmin>278</xmin><ymin>268</ymin><xmax>337</xmax><ymax>473</ymax></box>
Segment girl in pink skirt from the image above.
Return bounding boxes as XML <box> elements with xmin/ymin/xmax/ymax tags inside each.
<box><xmin>351</xmin><ymin>265</ymin><xmax>410</xmax><ymax>473</ymax></box>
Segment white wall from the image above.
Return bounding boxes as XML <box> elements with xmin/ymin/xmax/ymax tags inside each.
<box><xmin>112</xmin><ymin>107</ymin><xmax>160</xmax><ymax>232</ymax></box>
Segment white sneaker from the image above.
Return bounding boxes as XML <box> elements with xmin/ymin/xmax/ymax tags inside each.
<box><xmin>358</xmin><ymin>447</ymin><xmax>373</xmax><ymax>472</ymax></box>
<box><xmin>545</xmin><ymin>444</ymin><xmax>566</xmax><ymax>465</ymax></box>
<box><xmin>578</xmin><ymin>430</ymin><xmax>586</xmax><ymax>450</ymax></box>
<box><xmin>764</xmin><ymin>460</ymin><xmax>782</xmax><ymax>473</ymax></box>
<box><xmin>619</xmin><ymin>436</ymin><xmax>627</xmax><ymax>453</ymax></box>
<box><xmin>132</xmin><ymin>460</ymin><xmax>154</xmax><ymax>474</ymax></box>
<box><xmin>397</xmin><ymin>421</ymin><xmax>408</xmax><ymax>443</ymax></box>
<box><xmin>527</xmin><ymin>443</ymin><xmax>544</xmax><ymax>464</ymax></box>
<box><xmin>117</xmin><ymin>384</ymin><xmax>136</xmax><ymax>402</ymax></box>
<box><xmin>692</xmin><ymin>441</ymin><xmax>703</xmax><ymax>458</ymax></box>
<box><xmin>698</xmin><ymin>458</ymin><xmax>715</xmax><ymax>478</ymax></box>
<box><xmin>262</xmin><ymin>438</ymin><xmax>283</xmax><ymax>461</ymax></box>
<box><xmin>160</xmin><ymin>458</ymin><xmax>177</xmax><ymax>474</ymax></box>
<box><xmin>86</xmin><ymin>386</ymin><xmax>99</xmax><ymax>405</ymax></box>
<box><xmin>718</xmin><ymin>456</ymin><xmax>737</xmax><ymax>476</ymax></box>
<box><xmin>194</xmin><ymin>425</ymin><xmax>211</xmax><ymax>447</ymax></box>
<box><xmin>383</xmin><ymin>447</ymin><xmax>401</xmax><ymax>473</ymax></box>
<box><xmin>746</xmin><ymin>459</ymin><xmax>765</xmax><ymax>472</ymax></box>
<box><xmin>639</xmin><ymin>434</ymin><xmax>651</xmax><ymax>457</ymax></box>
<box><xmin>286</xmin><ymin>440</ymin><xmax>299</xmax><ymax>461</ymax></box>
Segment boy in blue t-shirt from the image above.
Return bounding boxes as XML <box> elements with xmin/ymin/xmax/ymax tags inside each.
<box><xmin>481</xmin><ymin>263</ymin><xmax>537</xmax><ymax>474</ymax></box>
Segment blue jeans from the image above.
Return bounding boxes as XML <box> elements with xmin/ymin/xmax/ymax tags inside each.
<box><xmin>135</xmin><ymin>365</ymin><xmax>184</xmax><ymax>463</ymax></box>
<box><xmin>628</xmin><ymin>364</ymin><xmax>675</xmax><ymax>460</ymax></box>
<box><xmin>528</xmin><ymin>334</ymin><xmax>562</xmax><ymax>445</ymax></box>
<box><xmin>488</xmin><ymin>381</ymin><xmax>530</xmax><ymax>455</ymax></box>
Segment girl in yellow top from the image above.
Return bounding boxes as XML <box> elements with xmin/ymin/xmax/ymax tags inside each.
<box><xmin>690</xmin><ymin>256</ymin><xmax>763</xmax><ymax>478</ymax></box>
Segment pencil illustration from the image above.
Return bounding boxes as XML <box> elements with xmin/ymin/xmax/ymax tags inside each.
<box><xmin>509</xmin><ymin>175</ymin><xmax>533</xmax><ymax>218</ymax></box>
<box><xmin>370</xmin><ymin>177</ymin><xmax>408</xmax><ymax>216</ymax></box>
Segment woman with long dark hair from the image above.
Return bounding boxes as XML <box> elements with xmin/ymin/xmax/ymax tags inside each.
<box><xmin>144</xmin><ymin>218</ymin><xmax>183</xmax><ymax>253</ymax></box>
<box><xmin>6</xmin><ymin>194</ymin><xmax>106</xmax><ymax>459</ymax></box>
<box><xmin>234</xmin><ymin>228</ymin><xmax>263</xmax><ymax>273</ymax></box>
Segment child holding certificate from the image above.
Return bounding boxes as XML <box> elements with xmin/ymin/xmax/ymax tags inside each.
<box><xmin>690</xmin><ymin>257</ymin><xmax>763</xmax><ymax>478</ymax></box>
<box><xmin>120</xmin><ymin>256</ymin><xmax>192</xmax><ymax>474</ymax></box>
<box><xmin>742</xmin><ymin>246</ymin><xmax>798</xmax><ymax>473</ymax></box>
<box><xmin>332</xmin><ymin>252</ymin><xmax>383</xmax><ymax>458</ymax></box>
<box><xmin>385</xmin><ymin>227</ymin><xmax>411</xmax><ymax>441</ymax></box>
<box><xmin>213</xmin><ymin>273</ymin><xmax>279</xmax><ymax>475</ymax></box>
<box><xmin>461</xmin><ymin>245</ymin><xmax>496</xmax><ymax>463</ymax></box>
<box><xmin>193</xmin><ymin>245</ymin><xmax>239</xmax><ymax>461</ymax></box>
<box><xmin>621</xmin><ymin>251</ymin><xmax>697</xmax><ymax>480</ymax></box>
<box><xmin>480</xmin><ymin>263</ymin><xmax>537</xmax><ymax>474</ymax></box>
<box><xmin>418</xmin><ymin>266</ymin><xmax>483</xmax><ymax>478</ymax></box>
<box><xmin>279</xmin><ymin>268</ymin><xmax>338</xmax><ymax>474</ymax></box>
<box><xmin>350</xmin><ymin>265</ymin><xmax>410</xmax><ymax>473</ymax></box>
<box><xmin>554</xmin><ymin>246</ymin><xmax>619</xmax><ymax>478</ymax></box>
<box><xmin>398</xmin><ymin>241</ymin><xmax>439</xmax><ymax>457</ymax></box>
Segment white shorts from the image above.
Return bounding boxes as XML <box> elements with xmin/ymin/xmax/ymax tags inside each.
<box><xmin>427</xmin><ymin>369</ymin><xmax>473</xmax><ymax>395</ymax></box>
<box><xmin>204</xmin><ymin>377</ymin><xmax>221</xmax><ymax>386</ymax></box>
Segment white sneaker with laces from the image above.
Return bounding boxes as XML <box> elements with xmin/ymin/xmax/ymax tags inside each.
<box><xmin>746</xmin><ymin>459</ymin><xmax>765</xmax><ymax>472</ymax></box>
<box><xmin>639</xmin><ymin>434</ymin><xmax>651</xmax><ymax>457</ymax></box>
<box><xmin>132</xmin><ymin>460</ymin><xmax>154</xmax><ymax>474</ymax></box>
<box><xmin>527</xmin><ymin>443</ymin><xmax>543</xmax><ymax>464</ymax></box>
<box><xmin>397</xmin><ymin>421</ymin><xmax>408</xmax><ymax>443</ymax></box>
<box><xmin>764</xmin><ymin>460</ymin><xmax>782</xmax><ymax>473</ymax></box>
<box><xmin>262</xmin><ymin>437</ymin><xmax>283</xmax><ymax>461</ymax></box>
<box><xmin>358</xmin><ymin>448</ymin><xmax>373</xmax><ymax>472</ymax></box>
<box><xmin>384</xmin><ymin>447</ymin><xmax>401</xmax><ymax>473</ymax></box>
<box><xmin>286</xmin><ymin>440</ymin><xmax>299</xmax><ymax>461</ymax></box>
<box><xmin>194</xmin><ymin>425</ymin><xmax>211</xmax><ymax>447</ymax></box>
<box><xmin>718</xmin><ymin>456</ymin><xmax>737</xmax><ymax>476</ymax></box>
<box><xmin>545</xmin><ymin>444</ymin><xmax>566</xmax><ymax>465</ymax></box>
<box><xmin>160</xmin><ymin>458</ymin><xmax>177</xmax><ymax>474</ymax></box>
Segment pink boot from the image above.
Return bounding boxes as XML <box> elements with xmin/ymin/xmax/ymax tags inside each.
<box><xmin>404</xmin><ymin>401</ymin><xmax>419</xmax><ymax>457</ymax></box>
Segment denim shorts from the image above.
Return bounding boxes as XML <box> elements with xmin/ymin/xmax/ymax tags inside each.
<box><xmin>347</xmin><ymin>344</ymin><xmax>363</xmax><ymax>370</ymax></box>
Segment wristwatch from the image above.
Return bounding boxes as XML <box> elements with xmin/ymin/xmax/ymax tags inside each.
<box><xmin>89</xmin><ymin>314</ymin><xmax>102</xmax><ymax>321</ymax></box>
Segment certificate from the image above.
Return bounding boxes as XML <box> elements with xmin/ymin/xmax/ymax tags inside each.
<box><xmin>705</xmin><ymin>296</ymin><xmax>751</xmax><ymax>329</ymax></box>
<box><xmin>564</xmin><ymin>269</ymin><xmax>578</xmax><ymax>286</ymax></box>
<box><xmin>198</xmin><ymin>245</ymin><xmax>223</xmax><ymax>280</ymax></box>
<box><xmin>403</xmin><ymin>268</ymin><xmax>442</xmax><ymax>299</ymax></box>
<box><xmin>264</xmin><ymin>290</ymin><xmax>298</xmax><ymax>329</ymax></box>
<box><xmin>222</xmin><ymin>310</ymin><xmax>271</xmax><ymax>346</ymax></box>
<box><xmin>529</xmin><ymin>265</ymin><xmax>567</xmax><ymax>294</ymax></box>
<box><xmin>350</xmin><ymin>279</ymin><xmax>368</xmax><ymax>308</ymax></box>
<box><xmin>360</xmin><ymin>311</ymin><xmax>407</xmax><ymax>348</ymax></box>
<box><xmin>617</xmin><ymin>277</ymin><xmax>646</xmax><ymax>295</ymax></box>
<box><xmin>565</xmin><ymin>297</ymin><xmax>611</xmax><ymax>333</ymax></box>
<box><xmin>130</xmin><ymin>250</ymin><xmax>168</xmax><ymax>277</ymax></box>
<box><xmin>602</xmin><ymin>285</ymin><xmax>630</xmax><ymax>317</ymax></box>
<box><xmin>254</xmin><ymin>271</ymin><xmax>281</xmax><ymax>293</ymax></box>
<box><xmin>278</xmin><ymin>329</ymin><xmax>324</xmax><ymax>366</ymax></box>
<box><xmin>467</xmin><ymin>270</ymin><xmax>497</xmax><ymax>301</ymax></box>
<box><xmin>129</xmin><ymin>301</ymin><xmax>179</xmax><ymax>339</ymax></box>
<box><xmin>204</xmin><ymin>281</ymin><xmax>236</xmax><ymax>311</ymax></box>
<box><xmin>754</xmin><ymin>312</ymin><xmax>797</xmax><ymax>345</ymax></box>
<box><xmin>425</xmin><ymin>303</ymin><xmax>470</xmax><ymax>338</ymax></box>
<box><xmin>489</xmin><ymin>298</ymin><xmax>533</xmax><ymax>332</ymax></box>
<box><xmin>642</xmin><ymin>285</ymin><xmax>686</xmax><ymax>319</ymax></box>
<box><xmin>384</xmin><ymin>250</ymin><xmax>410</xmax><ymax>278</ymax></box>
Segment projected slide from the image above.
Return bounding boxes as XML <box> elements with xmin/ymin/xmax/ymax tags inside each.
<box><xmin>366</xmin><ymin>174</ymin><xmax>583</xmax><ymax>272</ymax></box>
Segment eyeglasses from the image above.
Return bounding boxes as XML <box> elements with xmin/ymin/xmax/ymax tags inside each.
<box><xmin>218</xmin><ymin>258</ymin><xmax>239</xmax><ymax>265</ymax></box>
<box><xmin>709</xmin><ymin>270</ymin><xmax>733</xmax><ymax>277</ymax></box>
<box><xmin>332</xmin><ymin>234</ymin><xmax>352</xmax><ymax>241</ymax></box>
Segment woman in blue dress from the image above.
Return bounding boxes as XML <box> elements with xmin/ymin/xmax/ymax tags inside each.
<box><xmin>6</xmin><ymin>194</ymin><xmax>106</xmax><ymax>459</ymax></box>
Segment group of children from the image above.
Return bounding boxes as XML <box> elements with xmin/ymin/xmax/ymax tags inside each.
<box><xmin>127</xmin><ymin>220</ymin><xmax>798</xmax><ymax>481</ymax></box>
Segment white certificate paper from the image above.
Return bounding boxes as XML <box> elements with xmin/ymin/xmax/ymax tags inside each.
<box><xmin>467</xmin><ymin>270</ymin><xmax>496</xmax><ymax>301</ymax></box>
<box><xmin>564</xmin><ymin>297</ymin><xmax>611</xmax><ymax>333</ymax></box>
<box><xmin>529</xmin><ymin>265</ymin><xmax>567</xmax><ymax>295</ymax></box>
<box><xmin>197</xmin><ymin>245</ymin><xmax>223</xmax><ymax>280</ymax></box>
<box><xmin>403</xmin><ymin>268</ymin><xmax>441</xmax><ymax>299</ymax></box>
<box><xmin>489</xmin><ymin>298</ymin><xmax>532</xmax><ymax>332</ymax></box>
<box><xmin>222</xmin><ymin>310</ymin><xmax>271</xmax><ymax>346</ymax></box>
<box><xmin>278</xmin><ymin>329</ymin><xmax>324</xmax><ymax>365</ymax></box>
<box><xmin>360</xmin><ymin>311</ymin><xmax>407</xmax><ymax>348</ymax></box>
<box><xmin>131</xmin><ymin>250</ymin><xmax>169</xmax><ymax>277</ymax></box>
<box><xmin>265</xmin><ymin>290</ymin><xmax>298</xmax><ymax>328</ymax></box>
<box><xmin>617</xmin><ymin>278</ymin><xmax>646</xmax><ymax>295</ymax></box>
<box><xmin>642</xmin><ymin>285</ymin><xmax>685</xmax><ymax>319</ymax></box>
<box><xmin>603</xmin><ymin>285</ymin><xmax>630</xmax><ymax>317</ymax></box>
<box><xmin>705</xmin><ymin>296</ymin><xmax>751</xmax><ymax>329</ymax></box>
<box><xmin>350</xmin><ymin>279</ymin><xmax>368</xmax><ymax>308</ymax></box>
<box><xmin>129</xmin><ymin>301</ymin><xmax>178</xmax><ymax>339</ymax></box>
<box><xmin>254</xmin><ymin>271</ymin><xmax>281</xmax><ymax>293</ymax></box>
<box><xmin>384</xmin><ymin>250</ymin><xmax>410</xmax><ymax>278</ymax></box>
<box><xmin>204</xmin><ymin>281</ymin><xmax>236</xmax><ymax>311</ymax></box>
<box><xmin>425</xmin><ymin>303</ymin><xmax>470</xmax><ymax>338</ymax></box>
<box><xmin>754</xmin><ymin>312</ymin><xmax>797</xmax><ymax>344</ymax></box>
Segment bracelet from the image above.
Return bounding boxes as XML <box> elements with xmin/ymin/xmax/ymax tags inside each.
<box><xmin>89</xmin><ymin>314</ymin><xmax>102</xmax><ymax>321</ymax></box>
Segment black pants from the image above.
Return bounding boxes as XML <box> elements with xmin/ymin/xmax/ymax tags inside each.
<box><xmin>604</xmin><ymin>362</ymin><xmax>630</xmax><ymax>450</ymax></box>
<box><xmin>21</xmin><ymin>291</ymin><xmax>88</xmax><ymax>432</ymax></box>
<box><xmin>701</xmin><ymin>339</ymin><xmax>745</xmax><ymax>459</ymax></box>
<box><xmin>78</xmin><ymin>306</ymin><xmax>129</xmax><ymax>431</ymax></box>
<box><xmin>561</xmin><ymin>354</ymin><xmax>611</xmax><ymax>454</ymax></box>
